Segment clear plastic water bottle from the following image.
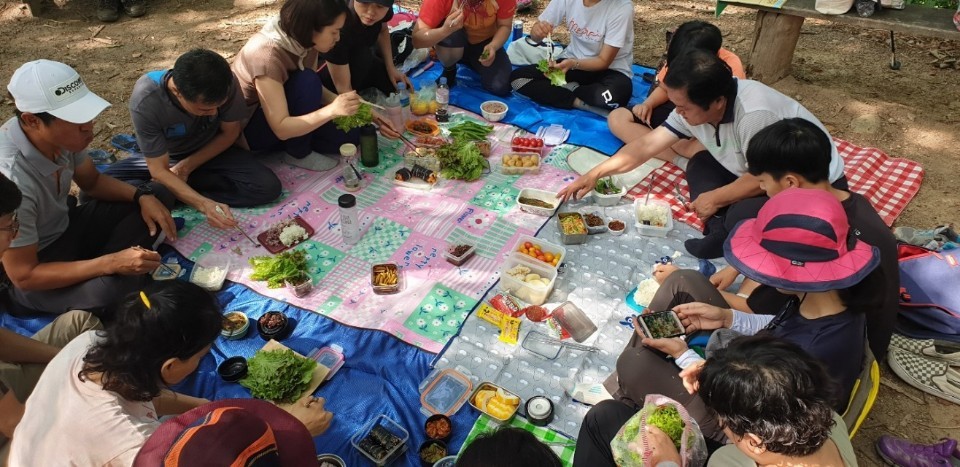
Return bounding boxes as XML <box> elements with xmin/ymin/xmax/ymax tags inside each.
<box><xmin>384</xmin><ymin>92</ymin><xmax>403</xmax><ymax>131</ymax></box>
<box><xmin>340</xmin><ymin>143</ymin><xmax>360</xmax><ymax>192</ymax></box>
<box><xmin>435</xmin><ymin>77</ymin><xmax>450</xmax><ymax>123</ymax></box>
<box><xmin>398</xmin><ymin>82</ymin><xmax>411</xmax><ymax>124</ymax></box>
<box><xmin>338</xmin><ymin>194</ymin><xmax>361</xmax><ymax>245</ymax></box>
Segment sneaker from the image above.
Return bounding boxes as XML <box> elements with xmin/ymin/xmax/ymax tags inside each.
<box><xmin>889</xmin><ymin>334</ymin><xmax>960</xmax><ymax>366</ymax></box>
<box><xmin>97</xmin><ymin>0</ymin><xmax>120</xmax><ymax>22</ymax></box>
<box><xmin>282</xmin><ymin>152</ymin><xmax>338</xmax><ymax>172</ymax></box>
<box><xmin>122</xmin><ymin>0</ymin><xmax>146</xmax><ymax>17</ymax></box>
<box><xmin>887</xmin><ymin>347</ymin><xmax>960</xmax><ymax>405</ymax></box>
<box><xmin>876</xmin><ymin>435</ymin><xmax>958</xmax><ymax>467</ymax></box>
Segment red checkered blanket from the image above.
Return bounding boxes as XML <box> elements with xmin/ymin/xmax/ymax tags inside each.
<box><xmin>625</xmin><ymin>138</ymin><xmax>924</xmax><ymax>231</ymax></box>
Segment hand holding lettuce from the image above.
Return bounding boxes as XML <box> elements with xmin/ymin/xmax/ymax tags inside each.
<box><xmin>610</xmin><ymin>395</ymin><xmax>708</xmax><ymax>466</ymax></box>
<box><xmin>537</xmin><ymin>59</ymin><xmax>567</xmax><ymax>87</ymax></box>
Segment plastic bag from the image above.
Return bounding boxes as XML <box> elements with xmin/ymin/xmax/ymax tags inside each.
<box><xmin>610</xmin><ymin>394</ymin><xmax>708</xmax><ymax>467</ymax></box>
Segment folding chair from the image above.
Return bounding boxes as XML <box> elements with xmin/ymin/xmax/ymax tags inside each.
<box><xmin>842</xmin><ymin>343</ymin><xmax>881</xmax><ymax>438</ymax></box>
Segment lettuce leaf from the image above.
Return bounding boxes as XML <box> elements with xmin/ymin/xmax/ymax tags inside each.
<box><xmin>537</xmin><ymin>59</ymin><xmax>567</xmax><ymax>87</ymax></box>
<box><xmin>249</xmin><ymin>249</ymin><xmax>309</xmax><ymax>288</ymax></box>
<box><xmin>240</xmin><ymin>348</ymin><xmax>317</xmax><ymax>404</ymax></box>
<box><xmin>647</xmin><ymin>405</ymin><xmax>685</xmax><ymax>449</ymax></box>
<box><xmin>333</xmin><ymin>102</ymin><xmax>374</xmax><ymax>132</ymax></box>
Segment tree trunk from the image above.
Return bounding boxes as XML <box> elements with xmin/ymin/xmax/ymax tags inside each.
<box><xmin>747</xmin><ymin>11</ymin><xmax>805</xmax><ymax>83</ymax></box>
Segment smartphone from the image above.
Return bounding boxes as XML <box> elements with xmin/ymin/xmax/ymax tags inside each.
<box><xmin>638</xmin><ymin>310</ymin><xmax>685</xmax><ymax>339</ymax></box>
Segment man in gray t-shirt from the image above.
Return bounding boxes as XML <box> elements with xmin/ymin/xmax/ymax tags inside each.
<box><xmin>103</xmin><ymin>49</ymin><xmax>281</xmax><ymax>229</ymax></box>
<box><xmin>560</xmin><ymin>50</ymin><xmax>848</xmax><ymax>259</ymax></box>
<box><xmin>1</xmin><ymin>60</ymin><xmax>176</xmax><ymax>316</ymax></box>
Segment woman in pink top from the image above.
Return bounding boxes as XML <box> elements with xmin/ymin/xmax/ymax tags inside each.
<box><xmin>607</xmin><ymin>21</ymin><xmax>745</xmax><ymax>164</ymax></box>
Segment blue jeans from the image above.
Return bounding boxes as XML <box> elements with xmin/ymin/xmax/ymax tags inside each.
<box><xmin>243</xmin><ymin>69</ymin><xmax>359</xmax><ymax>158</ymax></box>
<box><xmin>102</xmin><ymin>147</ymin><xmax>282</xmax><ymax>208</ymax></box>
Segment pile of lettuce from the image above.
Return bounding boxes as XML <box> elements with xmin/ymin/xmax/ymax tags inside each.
<box><xmin>333</xmin><ymin>102</ymin><xmax>373</xmax><ymax>132</ymax></box>
<box><xmin>537</xmin><ymin>59</ymin><xmax>567</xmax><ymax>87</ymax></box>
<box><xmin>647</xmin><ymin>406</ymin><xmax>685</xmax><ymax>449</ymax></box>
<box><xmin>249</xmin><ymin>249</ymin><xmax>309</xmax><ymax>289</ymax></box>
<box><xmin>436</xmin><ymin>140</ymin><xmax>486</xmax><ymax>181</ymax></box>
<box><xmin>240</xmin><ymin>348</ymin><xmax>317</xmax><ymax>404</ymax></box>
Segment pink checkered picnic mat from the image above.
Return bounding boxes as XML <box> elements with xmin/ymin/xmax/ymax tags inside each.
<box><xmin>625</xmin><ymin>138</ymin><xmax>924</xmax><ymax>231</ymax></box>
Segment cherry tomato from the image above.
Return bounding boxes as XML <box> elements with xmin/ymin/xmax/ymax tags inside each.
<box><xmin>524</xmin><ymin>241</ymin><xmax>533</xmax><ymax>249</ymax></box>
<box><xmin>512</xmin><ymin>136</ymin><xmax>521</xmax><ymax>145</ymax></box>
<box><xmin>534</xmin><ymin>139</ymin><xmax>543</xmax><ymax>148</ymax></box>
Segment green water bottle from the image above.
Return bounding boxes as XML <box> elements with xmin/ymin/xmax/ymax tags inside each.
<box><xmin>360</xmin><ymin>124</ymin><xmax>379</xmax><ymax>168</ymax></box>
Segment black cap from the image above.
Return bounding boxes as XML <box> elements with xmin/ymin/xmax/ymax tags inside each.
<box><xmin>338</xmin><ymin>194</ymin><xmax>356</xmax><ymax>208</ymax></box>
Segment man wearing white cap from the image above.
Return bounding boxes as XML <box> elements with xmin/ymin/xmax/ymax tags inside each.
<box><xmin>0</xmin><ymin>60</ymin><xmax>176</xmax><ymax>317</ymax></box>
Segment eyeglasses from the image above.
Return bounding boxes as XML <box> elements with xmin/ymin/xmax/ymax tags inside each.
<box><xmin>0</xmin><ymin>212</ymin><xmax>19</xmax><ymax>235</ymax></box>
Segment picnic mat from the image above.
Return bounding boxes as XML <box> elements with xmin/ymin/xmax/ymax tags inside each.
<box><xmin>462</xmin><ymin>414</ymin><xmax>577</xmax><ymax>466</ymax></box>
<box><xmin>161</xmin><ymin>113</ymin><xmax>576</xmax><ymax>354</ymax></box>
<box><xmin>432</xmin><ymin>199</ymin><xmax>726</xmax><ymax>439</ymax></box>
<box><xmin>0</xmin><ymin>279</ymin><xmax>477</xmax><ymax>465</ymax></box>
<box><xmin>621</xmin><ymin>138</ymin><xmax>925</xmax><ymax>231</ymax></box>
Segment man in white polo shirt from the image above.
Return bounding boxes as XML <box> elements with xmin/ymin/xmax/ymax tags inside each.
<box><xmin>559</xmin><ymin>49</ymin><xmax>847</xmax><ymax>259</ymax></box>
<box><xmin>0</xmin><ymin>60</ymin><xmax>176</xmax><ymax>317</ymax></box>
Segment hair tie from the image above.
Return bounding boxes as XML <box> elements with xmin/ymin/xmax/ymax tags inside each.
<box><xmin>139</xmin><ymin>291</ymin><xmax>151</xmax><ymax>309</ymax></box>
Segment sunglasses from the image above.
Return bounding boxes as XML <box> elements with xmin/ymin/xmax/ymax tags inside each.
<box><xmin>0</xmin><ymin>212</ymin><xmax>19</xmax><ymax>235</ymax></box>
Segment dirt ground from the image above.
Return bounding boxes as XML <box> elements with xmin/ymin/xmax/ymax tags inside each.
<box><xmin>0</xmin><ymin>0</ymin><xmax>958</xmax><ymax>463</ymax></box>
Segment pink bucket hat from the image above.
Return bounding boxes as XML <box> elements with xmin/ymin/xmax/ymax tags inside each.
<box><xmin>723</xmin><ymin>188</ymin><xmax>880</xmax><ymax>292</ymax></box>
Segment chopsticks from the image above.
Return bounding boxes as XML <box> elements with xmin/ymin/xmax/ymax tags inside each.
<box><xmin>216</xmin><ymin>205</ymin><xmax>261</xmax><ymax>248</ymax></box>
<box><xmin>134</xmin><ymin>246</ymin><xmax>178</xmax><ymax>277</ymax></box>
<box><xmin>359</xmin><ymin>98</ymin><xmax>386</xmax><ymax>111</ymax></box>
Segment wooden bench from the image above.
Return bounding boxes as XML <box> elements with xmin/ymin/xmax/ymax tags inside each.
<box><xmin>718</xmin><ymin>0</ymin><xmax>960</xmax><ymax>82</ymax></box>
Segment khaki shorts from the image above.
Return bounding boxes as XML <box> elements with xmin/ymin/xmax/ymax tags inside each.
<box><xmin>0</xmin><ymin>310</ymin><xmax>101</xmax><ymax>402</ymax></box>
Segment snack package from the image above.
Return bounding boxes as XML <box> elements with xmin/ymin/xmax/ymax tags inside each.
<box><xmin>498</xmin><ymin>315</ymin><xmax>521</xmax><ymax>345</ymax></box>
<box><xmin>476</xmin><ymin>303</ymin><xmax>506</xmax><ymax>327</ymax></box>
<box><xmin>610</xmin><ymin>394</ymin><xmax>708</xmax><ymax>467</ymax></box>
<box><xmin>490</xmin><ymin>293</ymin><xmax>523</xmax><ymax>318</ymax></box>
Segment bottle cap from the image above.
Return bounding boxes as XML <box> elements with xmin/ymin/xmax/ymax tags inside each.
<box><xmin>439</xmin><ymin>77</ymin><xmax>448</xmax><ymax>85</ymax></box>
<box><xmin>339</xmin><ymin>143</ymin><xmax>357</xmax><ymax>157</ymax></box>
<box><xmin>398</xmin><ymin>82</ymin><xmax>406</xmax><ymax>90</ymax></box>
<box><xmin>338</xmin><ymin>194</ymin><xmax>356</xmax><ymax>209</ymax></box>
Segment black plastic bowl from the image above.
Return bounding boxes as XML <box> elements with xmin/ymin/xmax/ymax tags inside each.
<box><xmin>418</xmin><ymin>439</ymin><xmax>448</xmax><ymax>467</ymax></box>
<box><xmin>257</xmin><ymin>311</ymin><xmax>291</xmax><ymax>341</ymax></box>
<box><xmin>217</xmin><ymin>356</ymin><xmax>248</xmax><ymax>382</ymax></box>
<box><xmin>424</xmin><ymin>414</ymin><xmax>452</xmax><ymax>442</ymax></box>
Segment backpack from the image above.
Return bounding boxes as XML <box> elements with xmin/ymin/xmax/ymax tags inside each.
<box><xmin>896</xmin><ymin>244</ymin><xmax>960</xmax><ymax>343</ymax></box>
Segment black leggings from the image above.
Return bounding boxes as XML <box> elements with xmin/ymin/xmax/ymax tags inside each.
<box><xmin>437</xmin><ymin>30</ymin><xmax>512</xmax><ymax>96</ymax></box>
<box><xmin>318</xmin><ymin>46</ymin><xmax>397</xmax><ymax>96</ymax></box>
<box><xmin>509</xmin><ymin>60</ymin><xmax>632</xmax><ymax>110</ymax></box>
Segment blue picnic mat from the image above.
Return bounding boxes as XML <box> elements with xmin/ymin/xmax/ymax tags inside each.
<box><xmin>409</xmin><ymin>60</ymin><xmax>655</xmax><ymax>155</ymax></box>
<box><xmin>0</xmin><ymin>248</ymin><xmax>476</xmax><ymax>465</ymax></box>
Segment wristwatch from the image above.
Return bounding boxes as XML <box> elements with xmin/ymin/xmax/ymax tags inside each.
<box><xmin>133</xmin><ymin>185</ymin><xmax>155</xmax><ymax>204</ymax></box>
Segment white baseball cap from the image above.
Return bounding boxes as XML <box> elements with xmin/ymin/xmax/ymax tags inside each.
<box><xmin>7</xmin><ymin>60</ymin><xmax>110</xmax><ymax>124</ymax></box>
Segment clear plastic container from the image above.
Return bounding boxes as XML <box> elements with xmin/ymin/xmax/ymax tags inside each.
<box><xmin>515</xmin><ymin>188</ymin><xmax>561</xmax><ymax>217</ymax></box>
<box><xmin>590</xmin><ymin>185</ymin><xmax>627</xmax><ymax>207</ymax></box>
<box><xmin>445</xmin><ymin>243</ymin><xmax>476</xmax><ymax>266</ymax></box>
<box><xmin>508</xmin><ymin>234</ymin><xmax>565</xmax><ymax>270</ymax></box>
<box><xmin>419</xmin><ymin>368</ymin><xmax>473</xmax><ymax>417</ymax></box>
<box><xmin>521</xmin><ymin>330</ymin><xmax>562</xmax><ymax>359</ymax></box>
<box><xmin>190</xmin><ymin>254</ymin><xmax>230</xmax><ymax>291</ymax></box>
<box><xmin>351</xmin><ymin>414</ymin><xmax>409</xmax><ymax>466</ymax></box>
<box><xmin>499</xmin><ymin>255</ymin><xmax>557</xmax><ymax>306</ymax></box>
<box><xmin>311</xmin><ymin>345</ymin><xmax>345</xmax><ymax>381</ymax></box>
<box><xmin>500</xmin><ymin>152</ymin><xmax>540</xmax><ymax>175</ymax></box>
<box><xmin>371</xmin><ymin>263</ymin><xmax>402</xmax><ymax>294</ymax></box>
<box><xmin>557</xmin><ymin>212</ymin><xmax>589</xmax><ymax>245</ymax></box>
<box><xmin>552</xmin><ymin>301</ymin><xmax>598</xmax><ymax>343</ymax></box>
<box><xmin>633</xmin><ymin>198</ymin><xmax>674</xmax><ymax>238</ymax></box>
